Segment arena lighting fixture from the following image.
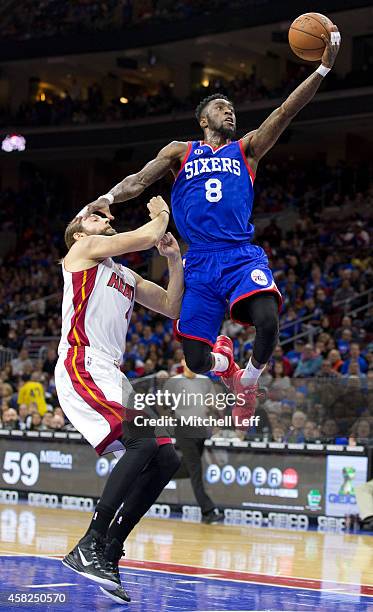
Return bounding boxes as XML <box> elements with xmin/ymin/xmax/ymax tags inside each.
<box><xmin>202</xmin><ymin>79</ymin><xmax>210</xmax><ymax>87</ymax></box>
<box><xmin>120</xmin><ymin>97</ymin><xmax>129</xmax><ymax>104</ymax></box>
<box><xmin>1</xmin><ymin>134</ymin><xmax>26</xmax><ymax>152</ymax></box>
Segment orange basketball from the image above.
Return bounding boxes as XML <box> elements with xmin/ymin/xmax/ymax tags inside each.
<box><xmin>288</xmin><ymin>12</ymin><xmax>334</xmax><ymax>62</ymax></box>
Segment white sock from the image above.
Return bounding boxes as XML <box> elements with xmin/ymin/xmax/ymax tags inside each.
<box><xmin>211</xmin><ymin>352</ymin><xmax>229</xmax><ymax>373</ymax></box>
<box><xmin>241</xmin><ymin>357</ymin><xmax>264</xmax><ymax>386</ymax></box>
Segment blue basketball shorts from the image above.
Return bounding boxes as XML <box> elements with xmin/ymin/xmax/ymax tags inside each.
<box><xmin>175</xmin><ymin>243</ymin><xmax>282</xmax><ymax>347</ymax></box>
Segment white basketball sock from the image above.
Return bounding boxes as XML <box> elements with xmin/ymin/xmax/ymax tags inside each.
<box><xmin>241</xmin><ymin>357</ymin><xmax>264</xmax><ymax>386</ymax></box>
<box><xmin>211</xmin><ymin>352</ymin><xmax>229</xmax><ymax>373</ymax></box>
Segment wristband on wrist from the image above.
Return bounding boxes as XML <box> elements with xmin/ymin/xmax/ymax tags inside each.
<box><xmin>160</xmin><ymin>209</ymin><xmax>170</xmax><ymax>216</ymax></box>
<box><xmin>77</xmin><ymin>205</ymin><xmax>89</xmax><ymax>217</ymax></box>
<box><xmin>316</xmin><ymin>64</ymin><xmax>331</xmax><ymax>77</ymax></box>
<box><xmin>100</xmin><ymin>192</ymin><xmax>114</xmax><ymax>204</ymax></box>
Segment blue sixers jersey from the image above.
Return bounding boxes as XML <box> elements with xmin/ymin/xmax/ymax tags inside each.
<box><xmin>171</xmin><ymin>140</ymin><xmax>255</xmax><ymax>249</ymax></box>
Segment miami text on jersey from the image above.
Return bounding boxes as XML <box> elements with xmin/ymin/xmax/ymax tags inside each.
<box><xmin>107</xmin><ymin>272</ymin><xmax>134</xmax><ymax>300</ymax></box>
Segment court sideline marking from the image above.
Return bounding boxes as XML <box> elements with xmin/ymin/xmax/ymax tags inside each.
<box><xmin>1</xmin><ymin>553</ymin><xmax>373</xmax><ymax>599</ymax></box>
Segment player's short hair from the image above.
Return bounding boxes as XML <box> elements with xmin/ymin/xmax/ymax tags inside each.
<box><xmin>64</xmin><ymin>217</ymin><xmax>84</xmax><ymax>250</ymax></box>
<box><xmin>195</xmin><ymin>93</ymin><xmax>233</xmax><ymax>122</ymax></box>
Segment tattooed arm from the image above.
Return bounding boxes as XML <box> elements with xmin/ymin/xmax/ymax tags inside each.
<box><xmin>241</xmin><ymin>25</ymin><xmax>341</xmax><ymax>171</ymax></box>
<box><xmin>84</xmin><ymin>140</ymin><xmax>187</xmax><ymax>219</ymax></box>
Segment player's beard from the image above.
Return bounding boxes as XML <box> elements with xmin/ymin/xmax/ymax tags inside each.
<box><xmin>209</xmin><ymin>117</ymin><xmax>236</xmax><ymax>139</ymax></box>
<box><xmin>219</xmin><ymin>124</ymin><xmax>236</xmax><ymax>139</ymax></box>
<box><xmin>101</xmin><ymin>226</ymin><xmax>117</xmax><ymax>236</ymax></box>
<box><xmin>85</xmin><ymin>226</ymin><xmax>117</xmax><ymax>237</ymax></box>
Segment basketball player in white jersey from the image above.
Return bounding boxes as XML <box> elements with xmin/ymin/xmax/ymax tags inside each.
<box><xmin>56</xmin><ymin>195</ymin><xmax>183</xmax><ymax>603</ymax></box>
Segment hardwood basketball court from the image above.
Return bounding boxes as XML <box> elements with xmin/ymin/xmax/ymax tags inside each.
<box><xmin>1</xmin><ymin>502</ymin><xmax>373</xmax><ymax>611</ymax></box>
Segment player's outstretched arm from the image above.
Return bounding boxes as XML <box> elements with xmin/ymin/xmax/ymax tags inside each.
<box><xmin>132</xmin><ymin>233</ymin><xmax>184</xmax><ymax>319</ymax></box>
<box><xmin>82</xmin><ymin>141</ymin><xmax>187</xmax><ymax>219</ymax></box>
<box><xmin>241</xmin><ymin>25</ymin><xmax>341</xmax><ymax>164</ymax></box>
<box><xmin>68</xmin><ymin>197</ymin><xmax>170</xmax><ymax>267</ymax></box>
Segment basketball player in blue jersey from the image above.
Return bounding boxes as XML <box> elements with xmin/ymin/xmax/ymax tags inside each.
<box><xmin>84</xmin><ymin>28</ymin><xmax>340</xmax><ymax>419</ymax></box>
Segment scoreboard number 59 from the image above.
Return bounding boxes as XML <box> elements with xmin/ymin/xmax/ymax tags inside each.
<box><xmin>2</xmin><ymin>451</ymin><xmax>39</xmax><ymax>486</ymax></box>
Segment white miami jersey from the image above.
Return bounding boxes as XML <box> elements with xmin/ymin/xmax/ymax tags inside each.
<box><xmin>58</xmin><ymin>258</ymin><xmax>136</xmax><ymax>362</ymax></box>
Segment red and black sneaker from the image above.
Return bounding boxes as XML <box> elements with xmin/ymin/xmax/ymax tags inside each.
<box><xmin>231</xmin><ymin>369</ymin><xmax>258</xmax><ymax>430</ymax></box>
<box><xmin>212</xmin><ymin>336</ymin><xmax>240</xmax><ymax>389</ymax></box>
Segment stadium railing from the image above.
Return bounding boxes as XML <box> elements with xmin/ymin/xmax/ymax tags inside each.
<box><xmin>279</xmin><ymin>286</ymin><xmax>373</xmax><ymax>344</ymax></box>
<box><xmin>0</xmin><ymin>347</ymin><xmax>17</xmax><ymax>368</ymax></box>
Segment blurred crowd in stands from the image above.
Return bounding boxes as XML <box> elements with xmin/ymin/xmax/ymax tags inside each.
<box><xmin>1</xmin><ymin>61</ymin><xmax>370</xmax><ymax>129</ymax></box>
<box><xmin>0</xmin><ymin>0</ymin><xmax>371</xmax><ymax>130</ymax></box>
<box><xmin>0</xmin><ymin>0</ymin><xmax>254</xmax><ymax>41</ymax></box>
<box><xmin>0</xmin><ymin>159</ymin><xmax>372</xmax><ymax>443</ymax></box>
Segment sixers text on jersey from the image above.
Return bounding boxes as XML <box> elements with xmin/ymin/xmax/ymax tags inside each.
<box><xmin>184</xmin><ymin>156</ymin><xmax>241</xmax><ymax>179</ymax></box>
<box><xmin>171</xmin><ymin>140</ymin><xmax>255</xmax><ymax>248</ymax></box>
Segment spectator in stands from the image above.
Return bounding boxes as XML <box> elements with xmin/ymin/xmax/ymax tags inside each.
<box><xmin>336</xmin><ymin>315</ymin><xmax>360</xmax><ymax>341</ymax></box>
<box><xmin>333</xmin><ymin>278</ymin><xmax>357</xmax><ymax>305</ymax></box>
<box><xmin>305</xmin><ymin>265</ymin><xmax>328</xmax><ymax>299</ymax></box>
<box><xmin>316</xmin><ymin>359</ymin><xmax>340</xmax><ymax>379</ymax></box>
<box><xmin>298</xmin><ymin>298</ymin><xmax>322</xmax><ymax>326</ymax></box>
<box><xmin>315</xmin><ymin>288</ymin><xmax>332</xmax><ymax>315</ymax></box>
<box><xmin>294</xmin><ymin>344</ymin><xmax>323</xmax><ymax>378</ymax></box>
<box><xmin>0</xmin><ymin>382</ymin><xmax>14</xmax><ymax>405</ymax></box>
<box><xmin>10</xmin><ymin>348</ymin><xmax>33</xmax><ymax>376</ymax></box>
<box><xmin>280</xmin><ymin>308</ymin><xmax>301</xmax><ymax>341</ymax></box>
<box><xmin>270</xmin><ymin>345</ymin><xmax>293</xmax><ymax>377</ymax></box>
<box><xmin>170</xmin><ymin>348</ymin><xmax>184</xmax><ymax>375</ymax></box>
<box><xmin>122</xmin><ymin>357</ymin><xmax>138</xmax><ymax>379</ymax></box>
<box><xmin>42</xmin><ymin>346</ymin><xmax>58</xmax><ymax>375</ymax></box>
<box><xmin>30</xmin><ymin>412</ymin><xmax>43</xmax><ymax>431</ymax></box>
<box><xmin>337</xmin><ymin>328</ymin><xmax>353</xmax><ymax>357</ymax></box>
<box><xmin>41</xmin><ymin>412</ymin><xmax>54</xmax><ymax>431</ymax></box>
<box><xmin>321</xmin><ymin>418</ymin><xmax>339</xmax><ymax>442</ymax></box>
<box><xmin>351</xmin><ymin>418</ymin><xmax>371</xmax><ymax>444</ymax></box>
<box><xmin>272</xmin><ymin>425</ymin><xmax>286</xmax><ymax>442</ymax></box>
<box><xmin>328</xmin><ymin>349</ymin><xmax>344</xmax><ymax>373</ymax></box>
<box><xmin>343</xmin><ymin>362</ymin><xmax>367</xmax><ymax>392</ymax></box>
<box><xmin>17</xmin><ymin>373</ymin><xmax>47</xmax><ymax>415</ymax></box>
<box><xmin>51</xmin><ymin>414</ymin><xmax>66</xmax><ymax>430</ymax></box>
<box><xmin>304</xmin><ymin>420</ymin><xmax>319</xmax><ymax>441</ymax></box>
<box><xmin>271</xmin><ymin>362</ymin><xmax>291</xmax><ymax>392</ymax></box>
<box><xmin>0</xmin><ymin>364</ymin><xmax>13</xmax><ymax>384</ymax></box>
<box><xmin>341</xmin><ymin>343</ymin><xmax>369</xmax><ymax>375</ymax></box>
<box><xmin>1</xmin><ymin>407</ymin><xmax>19</xmax><ymax>430</ymax></box>
<box><xmin>18</xmin><ymin>403</ymin><xmax>31</xmax><ymax>431</ymax></box>
<box><xmin>285</xmin><ymin>410</ymin><xmax>306</xmax><ymax>443</ymax></box>
<box><xmin>143</xmin><ymin>358</ymin><xmax>156</xmax><ymax>376</ymax></box>
<box><xmin>53</xmin><ymin>406</ymin><xmax>64</xmax><ymax>419</ymax></box>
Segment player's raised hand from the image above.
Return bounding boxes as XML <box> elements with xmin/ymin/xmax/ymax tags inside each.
<box><xmin>156</xmin><ymin>232</ymin><xmax>180</xmax><ymax>259</ymax></box>
<box><xmin>321</xmin><ymin>25</ymin><xmax>341</xmax><ymax>69</ymax></box>
<box><xmin>147</xmin><ymin>195</ymin><xmax>170</xmax><ymax>220</ymax></box>
<box><xmin>83</xmin><ymin>196</ymin><xmax>114</xmax><ymax>220</ymax></box>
